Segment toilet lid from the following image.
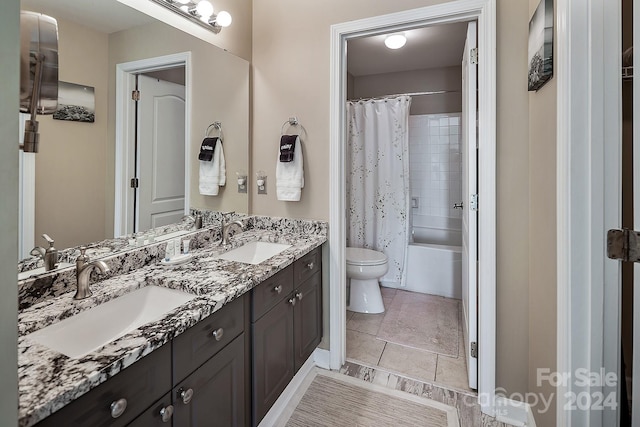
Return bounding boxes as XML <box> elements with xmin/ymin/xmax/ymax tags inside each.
<box><xmin>346</xmin><ymin>247</ymin><xmax>387</xmax><ymax>266</ymax></box>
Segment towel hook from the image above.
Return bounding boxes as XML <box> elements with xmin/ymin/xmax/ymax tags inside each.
<box><xmin>205</xmin><ymin>121</ymin><xmax>222</xmax><ymax>138</ymax></box>
<box><xmin>281</xmin><ymin>116</ymin><xmax>300</xmax><ymax>135</ymax></box>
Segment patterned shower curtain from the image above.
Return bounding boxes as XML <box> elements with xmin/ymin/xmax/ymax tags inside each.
<box><xmin>346</xmin><ymin>96</ymin><xmax>412</xmax><ymax>287</ymax></box>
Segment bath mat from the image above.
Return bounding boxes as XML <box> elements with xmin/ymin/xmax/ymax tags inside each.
<box><xmin>279</xmin><ymin>369</ymin><xmax>459</xmax><ymax>427</ymax></box>
<box><xmin>377</xmin><ymin>292</ymin><xmax>460</xmax><ymax>357</ymax></box>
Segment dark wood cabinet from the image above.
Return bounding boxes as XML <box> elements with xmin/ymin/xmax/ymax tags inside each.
<box><xmin>36</xmin><ymin>344</ymin><xmax>171</xmax><ymax>427</ymax></box>
<box><xmin>173</xmin><ymin>334</ymin><xmax>246</xmax><ymax>427</ymax></box>
<box><xmin>293</xmin><ymin>271</ymin><xmax>322</xmax><ymax>371</ymax></box>
<box><xmin>251</xmin><ymin>248</ymin><xmax>323</xmax><ymax>426</ymax></box>
<box><xmin>128</xmin><ymin>393</ymin><xmax>174</xmax><ymax>426</ymax></box>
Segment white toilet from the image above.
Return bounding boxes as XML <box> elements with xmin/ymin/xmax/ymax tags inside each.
<box><xmin>346</xmin><ymin>247</ymin><xmax>388</xmax><ymax>314</ymax></box>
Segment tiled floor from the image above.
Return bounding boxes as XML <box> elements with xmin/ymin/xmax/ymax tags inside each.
<box><xmin>346</xmin><ymin>288</ymin><xmax>472</xmax><ymax>393</ymax></box>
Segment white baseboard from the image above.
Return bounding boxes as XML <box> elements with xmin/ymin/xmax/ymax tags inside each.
<box><xmin>313</xmin><ymin>348</ymin><xmax>331</xmax><ymax>370</ymax></box>
<box><xmin>494</xmin><ymin>396</ymin><xmax>536</xmax><ymax>427</ymax></box>
<box><xmin>258</xmin><ymin>354</ymin><xmax>317</xmax><ymax>427</ymax></box>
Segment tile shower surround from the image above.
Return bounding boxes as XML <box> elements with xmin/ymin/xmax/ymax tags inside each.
<box><xmin>409</xmin><ymin>113</ymin><xmax>463</xmax><ymax>220</ymax></box>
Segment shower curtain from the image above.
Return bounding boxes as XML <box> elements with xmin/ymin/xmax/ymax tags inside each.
<box><xmin>346</xmin><ymin>96</ymin><xmax>412</xmax><ymax>287</ymax></box>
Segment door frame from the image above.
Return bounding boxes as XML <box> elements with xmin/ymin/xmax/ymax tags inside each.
<box><xmin>114</xmin><ymin>51</ymin><xmax>192</xmax><ymax>237</ymax></box>
<box><xmin>329</xmin><ymin>0</ymin><xmax>497</xmax><ymax>415</ymax></box>
<box><xmin>555</xmin><ymin>0</ymin><xmax>622</xmax><ymax>425</ymax></box>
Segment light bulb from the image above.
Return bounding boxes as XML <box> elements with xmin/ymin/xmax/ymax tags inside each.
<box><xmin>180</xmin><ymin>5</ymin><xmax>189</xmax><ymax>12</ymax></box>
<box><xmin>384</xmin><ymin>34</ymin><xmax>407</xmax><ymax>49</ymax></box>
<box><xmin>195</xmin><ymin>0</ymin><xmax>213</xmax><ymax>18</ymax></box>
<box><xmin>216</xmin><ymin>11</ymin><xmax>232</xmax><ymax>27</ymax></box>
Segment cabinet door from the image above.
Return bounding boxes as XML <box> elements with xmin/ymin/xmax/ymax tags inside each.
<box><xmin>293</xmin><ymin>272</ymin><xmax>322</xmax><ymax>372</ymax></box>
<box><xmin>172</xmin><ymin>334</ymin><xmax>246</xmax><ymax>427</ymax></box>
<box><xmin>128</xmin><ymin>393</ymin><xmax>174</xmax><ymax>427</ymax></box>
<box><xmin>35</xmin><ymin>344</ymin><xmax>171</xmax><ymax>427</ymax></box>
<box><xmin>252</xmin><ymin>297</ymin><xmax>294</xmax><ymax>425</ymax></box>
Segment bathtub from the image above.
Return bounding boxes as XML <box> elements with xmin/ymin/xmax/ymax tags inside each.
<box><xmin>402</xmin><ymin>215</ymin><xmax>462</xmax><ymax>299</ymax></box>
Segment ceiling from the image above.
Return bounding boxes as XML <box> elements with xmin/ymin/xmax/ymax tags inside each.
<box><xmin>21</xmin><ymin>0</ymin><xmax>155</xmax><ymax>34</ymax></box>
<box><xmin>347</xmin><ymin>22</ymin><xmax>469</xmax><ymax>77</ymax></box>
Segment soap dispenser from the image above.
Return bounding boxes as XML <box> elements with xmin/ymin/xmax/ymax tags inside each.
<box><xmin>42</xmin><ymin>234</ymin><xmax>58</xmax><ymax>271</ymax></box>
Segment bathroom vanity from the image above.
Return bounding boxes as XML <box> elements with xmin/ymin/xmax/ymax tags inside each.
<box><xmin>17</xmin><ymin>216</ymin><xmax>326</xmax><ymax>427</ymax></box>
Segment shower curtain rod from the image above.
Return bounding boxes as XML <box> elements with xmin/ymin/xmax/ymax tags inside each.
<box><xmin>348</xmin><ymin>90</ymin><xmax>461</xmax><ymax>102</ymax></box>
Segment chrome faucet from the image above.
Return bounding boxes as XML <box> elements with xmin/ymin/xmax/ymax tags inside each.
<box><xmin>220</xmin><ymin>213</ymin><xmax>243</xmax><ymax>246</ymax></box>
<box><xmin>182</xmin><ymin>213</ymin><xmax>203</xmax><ymax>230</ymax></box>
<box><xmin>74</xmin><ymin>247</ymin><xmax>110</xmax><ymax>300</ymax></box>
<box><xmin>30</xmin><ymin>234</ymin><xmax>58</xmax><ymax>271</ymax></box>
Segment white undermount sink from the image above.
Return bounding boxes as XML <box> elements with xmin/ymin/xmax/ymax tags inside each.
<box><xmin>216</xmin><ymin>241</ymin><xmax>292</xmax><ymax>265</ymax></box>
<box><xmin>18</xmin><ymin>262</ymin><xmax>75</xmax><ymax>281</ymax></box>
<box><xmin>25</xmin><ymin>286</ymin><xmax>196</xmax><ymax>358</ymax></box>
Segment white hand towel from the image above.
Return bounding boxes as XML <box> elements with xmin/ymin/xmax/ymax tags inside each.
<box><xmin>276</xmin><ymin>136</ymin><xmax>304</xmax><ymax>201</ymax></box>
<box><xmin>199</xmin><ymin>139</ymin><xmax>226</xmax><ymax>196</ymax></box>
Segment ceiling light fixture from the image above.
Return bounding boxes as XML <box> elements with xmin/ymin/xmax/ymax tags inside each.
<box><xmin>384</xmin><ymin>34</ymin><xmax>407</xmax><ymax>50</ymax></box>
<box><xmin>149</xmin><ymin>0</ymin><xmax>232</xmax><ymax>33</ymax></box>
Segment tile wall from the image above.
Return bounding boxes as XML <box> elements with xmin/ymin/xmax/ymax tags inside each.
<box><xmin>408</xmin><ymin>113</ymin><xmax>463</xmax><ymax>220</ymax></box>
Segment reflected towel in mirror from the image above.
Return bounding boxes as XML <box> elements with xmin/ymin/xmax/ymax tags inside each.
<box><xmin>199</xmin><ymin>138</ymin><xmax>226</xmax><ymax>195</ymax></box>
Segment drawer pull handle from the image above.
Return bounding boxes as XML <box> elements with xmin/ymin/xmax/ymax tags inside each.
<box><xmin>178</xmin><ymin>387</ymin><xmax>194</xmax><ymax>405</ymax></box>
<box><xmin>110</xmin><ymin>398</ymin><xmax>127</xmax><ymax>419</ymax></box>
<box><xmin>160</xmin><ymin>405</ymin><xmax>174</xmax><ymax>422</ymax></box>
<box><xmin>296</xmin><ymin>291</ymin><xmax>303</xmax><ymax>301</ymax></box>
<box><xmin>307</xmin><ymin>262</ymin><xmax>314</xmax><ymax>270</ymax></box>
<box><xmin>273</xmin><ymin>285</ymin><xmax>283</xmax><ymax>294</ymax></box>
<box><xmin>288</xmin><ymin>297</ymin><xmax>296</xmax><ymax>306</ymax></box>
<box><xmin>212</xmin><ymin>328</ymin><xmax>224</xmax><ymax>341</ymax></box>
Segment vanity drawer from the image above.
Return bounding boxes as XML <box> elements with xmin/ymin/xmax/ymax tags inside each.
<box><xmin>173</xmin><ymin>295</ymin><xmax>245</xmax><ymax>385</ymax></box>
<box><xmin>294</xmin><ymin>248</ymin><xmax>321</xmax><ymax>284</ymax></box>
<box><xmin>251</xmin><ymin>267</ymin><xmax>293</xmax><ymax>321</ymax></box>
<box><xmin>36</xmin><ymin>344</ymin><xmax>171</xmax><ymax>427</ymax></box>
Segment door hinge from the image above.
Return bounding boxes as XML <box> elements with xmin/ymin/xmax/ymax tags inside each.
<box><xmin>130</xmin><ymin>177</ymin><xmax>139</xmax><ymax>188</ymax></box>
<box><xmin>470</xmin><ymin>194</ymin><xmax>478</xmax><ymax>211</ymax></box>
<box><xmin>470</xmin><ymin>48</ymin><xmax>478</xmax><ymax>65</ymax></box>
<box><xmin>607</xmin><ymin>229</ymin><xmax>640</xmax><ymax>262</ymax></box>
<box><xmin>131</xmin><ymin>90</ymin><xmax>140</xmax><ymax>101</ymax></box>
<box><xmin>470</xmin><ymin>341</ymin><xmax>478</xmax><ymax>358</ymax></box>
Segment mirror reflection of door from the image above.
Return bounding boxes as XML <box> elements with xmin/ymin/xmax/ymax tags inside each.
<box><xmin>134</xmin><ymin>70</ymin><xmax>186</xmax><ymax>233</ymax></box>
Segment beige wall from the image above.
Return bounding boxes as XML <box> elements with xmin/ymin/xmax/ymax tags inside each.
<box><xmin>352</xmin><ymin>66</ymin><xmax>463</xmax><ymax>115</ymax></box>
<box><xmin>253</xmin><ymin>0</ymin><xmax>532</xmax><ymax>398</ymax></box>
<box><xmin>107</xmin><ymin>20</ymin><xmax>251</xmax><ymax>234</ymax></box>
<box><xmin>31</xmin><ymin>18</ymin><xmax>109</xmax><ymax>250</ymax></box>
<box><xmin>527</xmin><ymin>0</ymin><xmax>557</xmax><ymax>424</ymax></box>
<box><xmin>0</xmin><ymin>0</ymin><xmax>19</xmax><ymax>423</ymax></box>
<box><xmin>495</xmin><ymin>0</ymin><xmax>530</xmax><ymax>399</ymax></box>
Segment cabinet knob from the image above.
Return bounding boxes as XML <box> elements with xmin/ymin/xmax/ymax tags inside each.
<box><xmin>212</xmin><ymin>327</ymin><xmax>224</xmax><ymax>341</ymax></box>
<box><xmin>110</xmin><ymin>398</ymin><xmax>127</xmax><ymax>419</ymax></box>
<box><xmin>295</xmin><ymin>291</ymin><xmax>303</xmax><ymax>301</ymax></box>
<box><xmin>178</xmin><ymin>387</ymin><xmax>194</xmax><ymax>405</ymax></box>
<box><xmin>273</xmin><ymin>284</ymin><xmax>282</xmax><ymax>294</ymax></box>
<box><xmin>288</xmin><ymin>297</ymin><xmax>296</xmax><ymax>306</ymax></box>
<box><xmin>306</xmin><ymin>262</ymin><xmax>314</xmax><ymax>270</ymax></box>
<box><xmin>159</xmin><ymin>405</ymin><xmax>174</xmax><ymax>423</ymax></box>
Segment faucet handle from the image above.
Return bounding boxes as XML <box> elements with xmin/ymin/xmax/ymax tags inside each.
<box><xmin>42</xmin><ymin>233</ymin><xmax>54</xmax><ymax>245</ymax></box>
<box><xmin>76</xmin><ymin>246</ymin><xmax>90</xmax><ymax>264</ymax></box>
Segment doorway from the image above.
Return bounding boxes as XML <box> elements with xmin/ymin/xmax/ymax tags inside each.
<box><xmin>342</xmin><ymin>20</ymin><xmax>478</xmax><ymax>393</ymax></box>
<box><xmin>329</xmin><ymin>0</ymin><xmax>497</xmax><ymax>416</ymax></box>
<box><xmin>114</xmin><ymin>52</ymin><xmax>192</xmax><ymax>238</ymax></box>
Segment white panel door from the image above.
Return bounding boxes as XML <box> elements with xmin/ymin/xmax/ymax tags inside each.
<box><xmin>462</xmin><ymin>20</ymin><xmax>478</xmax><ymax>390</ymax></box>
<box><xmin>137</xmin><ymin>75</ymin><xmax>186</xmax><ymax>231</ymax></box>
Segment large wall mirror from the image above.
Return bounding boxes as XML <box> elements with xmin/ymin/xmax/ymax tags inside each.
<box><xmin>19</xmin><ymin>0</ymin><xmax>249</xmax><ymax>262</ymax></box>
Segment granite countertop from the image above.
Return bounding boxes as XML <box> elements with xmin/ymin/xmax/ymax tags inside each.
<box><xmin>18</xmin><ymin>222</ymin><xmax>327</xmax><ymax>427</ymax></box>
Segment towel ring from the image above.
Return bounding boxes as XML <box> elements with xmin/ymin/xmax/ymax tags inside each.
<box><xmin>281</xmin><ymin>117</ymin><xmax>300</xmax><ymax>135</ymax></box>
<box><xmin>205</xmin><ymin>121</ymin><xmax>222</xmax><ymax>138</ymax></box>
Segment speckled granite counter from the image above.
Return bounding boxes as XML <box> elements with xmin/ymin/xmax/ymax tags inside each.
<box><xmin>18</xmin><ymin>216</ymin><xmax>327</xmax><ymax>427</ymax></box>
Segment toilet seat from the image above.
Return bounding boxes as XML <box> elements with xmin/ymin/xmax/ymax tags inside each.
<box><xmin>346</xmin><ymin>247</ymin><xmax>387</xmax><ymax>266</ymax></box>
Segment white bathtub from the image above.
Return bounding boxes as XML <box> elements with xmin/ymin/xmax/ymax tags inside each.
<box><xmin>402</xmin><ymin>215</ymin><xmax>462</xmax><ymax>299</ymax></box>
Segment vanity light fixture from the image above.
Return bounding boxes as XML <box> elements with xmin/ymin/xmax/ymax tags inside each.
<box><xmin>148</xmin><ymin>0</ymin><xmax>232</xmax><ymax>33</ymax></box>
<box><xmin>384</xmin><ymin>33</ymin><xmax>407</xmax><ymax>50</ymax></box>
